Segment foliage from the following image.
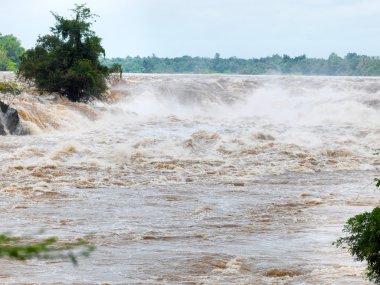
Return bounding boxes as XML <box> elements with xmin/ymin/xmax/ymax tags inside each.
<box><xmin>334</xmin><ymin>207</ymin><xmax>380</xmax><ymax>283</ymax></box>
<box><xmin>375</xmin><ymin>178</ymin><xmax>380</xmax><ymax>188</ymax></box>
<box><xmin>0</xmin><ymin>81</ymin><xmax>22</xmax><ymax>106</ymax></box>
<box><xmin>0</xmin><ymin>49</ymin><xmax>12</xmax><ymax>71</ymax></box>
<box><xmin>102</xmin><ymin>53</ymin><xmax>380</xmax><ymax>76</ymax></box>
<box><xmin>0</xmin><ymin>34</ymin><xmax>25</xmax><ymax>71</ymax></box>
<box><xmin>109</xmin><ymin>63</ymin><xmax>123</xmax><ymax>79</ymax></box>
<box><xmin>0</xmin><ymin>81</ymin><xmax>21</xmax><ymax>95</ymax></box>
<box><xmin>0</xmin><ymin>233</ymin><xmax>94</xmax><ymax>265</ymax></box>
<box><xmin>335</xmin><ymin>175</ymin><xmax>380</xmax><ymax>284</ymax></box>
<box><xmin>18</xmin><ymin>4</ymin><xmax>117</xmax><ymax>103</ymax></box>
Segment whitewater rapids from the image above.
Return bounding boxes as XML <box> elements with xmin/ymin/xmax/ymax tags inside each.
<box><xmin>0</xmin><ymin>74</ymin><xmax>379</xmax><ymax>284</ymax></box>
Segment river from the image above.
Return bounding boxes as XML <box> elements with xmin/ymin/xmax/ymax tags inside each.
<box><xmin>0</xmin><ymin>74</ymin><xmax>379</xmax><ymax>284</ymax></box>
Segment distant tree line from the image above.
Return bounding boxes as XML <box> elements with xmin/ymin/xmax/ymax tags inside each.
<box><xmin>102</xmin><ymin>52</ymin><xmax>380</xmax><ymax>76</ymax></box>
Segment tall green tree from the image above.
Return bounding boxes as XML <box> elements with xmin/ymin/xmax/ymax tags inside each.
<box><xmin>18</xmin><ymin>4</ymin><xmax>117</xmax><ymax>102</ymax></box>
<box><xmin>0</xmin><ymin>34</ymin><xmax>24</xmax><ymax>71</ymax></box>
<box><xmin>0</xmin><ymin>34</ymin><xmax>25</xmax><ymax>68</ymax></box>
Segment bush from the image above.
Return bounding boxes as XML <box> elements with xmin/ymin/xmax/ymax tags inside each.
<box><xmin>335</xmin><ymin>207</ymin><xmax>380</xmax><ymax>283</ymax></box>
<box><xmin>0</xmin><ymin>81</ymin><xmax>22</xmax><ymax>106</ymax></box>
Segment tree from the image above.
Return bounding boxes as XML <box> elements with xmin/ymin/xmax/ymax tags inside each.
<box><xmin>212</xmin><ymin>52</ymin><xmax>222</xmax><ymax>73</ymax></box>
<box><xmin>0</xmin><ymin>34</ymin><xmax>25</xmax><ymax>70</ymax></box>
<box><xmin>18</xmin><ymin>4</ymin><xmax>118</xmax><ymax>102</ymax></box>
<box><xmin>142</xmin><ymin>57</ymin><xmax>154</xmax><ymax>73</ymax></box>
<box><xmin>0</xmin><ymin>48</ymin><xmax>10</xmax><ymax>71</ymax></box>
<box><xmin>327</xmin><ymin>52</ymin><xmax>343</xmax><ymax>75</ymax></box>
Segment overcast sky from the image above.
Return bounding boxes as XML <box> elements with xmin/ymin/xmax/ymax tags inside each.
<box><xmin>1</xmin><ymin>0</ymin><xmax>379</xmax><ymax>58</ymax></box>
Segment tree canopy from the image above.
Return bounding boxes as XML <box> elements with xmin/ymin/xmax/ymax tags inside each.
<box><xmin>0</xmin><ymin>34</ymin><xmax>25</xmax><ymax>71</ymax></box>
<box><xmin>18</xmin><ymin>4</ymin><xmax>117</xmax><ymax>103</ymax></box>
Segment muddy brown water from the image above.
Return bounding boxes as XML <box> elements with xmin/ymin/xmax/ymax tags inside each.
<box><xmin>0</xmin><ymin>74</ymin><xmax>379</xmax><ymax>284</ymax></box>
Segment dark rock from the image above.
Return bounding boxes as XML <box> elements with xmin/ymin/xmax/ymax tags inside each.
<box><xmin>13</xmin><ymin>123</ymin><xmax>30</xmax><ymax>135</ymax></box>
<box><xmin>4</xmin><ymin>107</ymin><xmax>20</xmax><ymax>134</ymax></box>
<box><xmin>0</xmin><ymin>101</ymin><xmax>8</xmax><ymax>113</ymax></box>
<box><xmin>0</xmin><ymin>101</ymin><xmax>28</xmax><ymax>135</ymax></box>
<box><xmin>0</xmin><ymin>118</ymin><xmax>5</xmax><ymax>135</ymax></box>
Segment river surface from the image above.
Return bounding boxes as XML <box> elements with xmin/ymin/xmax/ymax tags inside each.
<box><xmin>0</xmin><ymin>74</ymin><xmax>379</xmax><ymax>284</ymax></box>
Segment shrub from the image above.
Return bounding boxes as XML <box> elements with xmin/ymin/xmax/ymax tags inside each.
<box><xmin>0</xmin><ymin>81</ymin><xmax>22</xmax><ymax>106</ymax></box>
<box><xmin>335</xmin><ymin>207</ymin><xmax>380</xmax><ymax>283</ymax></box>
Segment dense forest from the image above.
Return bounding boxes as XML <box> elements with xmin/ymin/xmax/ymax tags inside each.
<box><xmin>2</xmin><ymin>33</ymin><xmax>380</xmax><ymax>76</ymax></box>
<box><xmin>102</xmin><ymin>53</ymin><xmax>380</xmax><ymax>76</ymax></box>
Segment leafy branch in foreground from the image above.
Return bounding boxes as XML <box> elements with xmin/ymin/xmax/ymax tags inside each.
<box><xmin>334</xmin><ymin>207</ymin><xmax>380</xmax><ymax>284</ymax></box>
<box><xmin>0</xmin><ymin>233</ymin><xmax>95</xmax><ymax>265</ymax></box>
